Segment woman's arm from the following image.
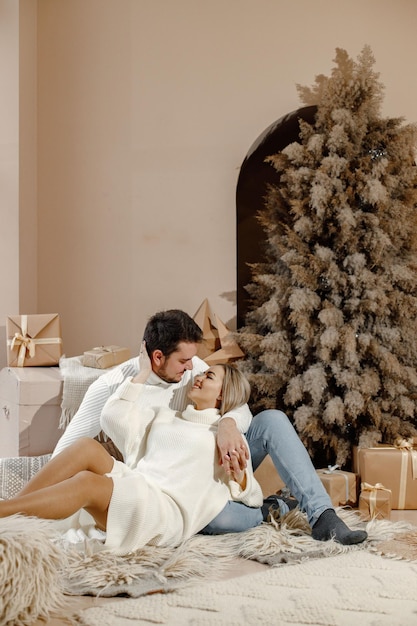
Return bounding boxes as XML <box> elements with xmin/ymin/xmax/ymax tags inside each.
<box><xmin>100</xmin><ymin>378</ymin><xmax>155</xmax><ymax>467</ymax></box>
<box><xmin>228</xmin><ymin>469</ymin><xmax>264</xmax><ymax>508</ymax></box>
<box><xmin>227</xmin><ymin>438</ymin><xmax>263</xmax><ymax>508</ymax></box>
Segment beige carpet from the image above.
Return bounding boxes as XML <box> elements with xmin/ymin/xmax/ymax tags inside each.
<box><xmin>75</xmin><ymin>550</ymin><xmax>417</xmax><ymax>625</ymax></box>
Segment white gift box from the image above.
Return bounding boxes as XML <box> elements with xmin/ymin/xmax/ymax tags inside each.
<box><xmin>0</xmin><ymin>366</ymin><xmax>63</xmax><ymax>457</ymax></box>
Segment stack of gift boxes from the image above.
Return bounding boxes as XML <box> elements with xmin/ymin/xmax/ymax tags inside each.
<box><xmin>1</xmin><ymin>313</ymin><xmax>131</xmax><ymax>458</ymax></box>
<box><xmin>316</xmin><ymin>439</ymin><xmax>417</xmax><ymax>520</ymax></box>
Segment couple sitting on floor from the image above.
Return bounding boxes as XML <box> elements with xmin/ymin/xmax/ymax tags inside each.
<box><xmin>0</xmin><ymin>309</ymin><xmax>367</xmax><ymax>554</ymax></box>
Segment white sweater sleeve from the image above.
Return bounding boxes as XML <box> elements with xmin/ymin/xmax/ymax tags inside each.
<box><xmin>229</xmin><ymin>470</ymin><xmax>264</xmax><ymax>507</ymax></box>
<box><xmin>219</xmin><ymin>403</ymin><xmax>253</xmax><ymax>433</ymax></box>
<box><xmin>100</xmin><ymin>379</ymin><xmax>156</xmax><ymax>468</ymax></box>
<box><xmin>52</xmin><ymin>358</ymin><xmax>139</xmax><ymax>457</ymax></box>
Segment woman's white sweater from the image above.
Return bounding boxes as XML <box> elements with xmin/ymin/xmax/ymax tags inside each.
<box><xmin>100</xmin><ymin>378</ymin><xmax>263</xmax><ymax>555</ymax></box>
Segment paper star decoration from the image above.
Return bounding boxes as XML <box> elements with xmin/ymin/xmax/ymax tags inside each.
<box><xmin>193</xmin><ymin>299</ymin><xmax>245</xmax><ymax>364</ymax></box>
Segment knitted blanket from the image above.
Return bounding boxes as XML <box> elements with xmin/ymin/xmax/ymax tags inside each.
<box><xmin>58</xmin><ymin>356</ymin><xmax>107</xmax><ymax>429</ymax></box>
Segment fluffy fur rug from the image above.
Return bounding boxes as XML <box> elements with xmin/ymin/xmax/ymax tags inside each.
<box><xmin>0</xmin><ymin>514</ymin><xmax>65</xmax><ymax>626</ymax></box>
<box><xmin>62</xmin><ymin>508</ymin><xmax>416</xmax><ymax>597</ymax></box>
<box><xmin>0</xmin><ymin>508</ymin><xmax>416</xmax><ymax>625</ymax></box>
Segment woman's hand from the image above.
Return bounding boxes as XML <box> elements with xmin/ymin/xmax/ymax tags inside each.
<box><xmin>132</xmin><ymin>341</ymin><xmax>152</xmax><ymax>384</ymax></box>
<box><xmin>216</xmin><ymin>417</ymin><xmax>249</xmax><ymax>474</ymax></box>
<box><xmin>229</xmin><ymin>453</ymin><xmax>247</xmax><ymax>489</ymax></box>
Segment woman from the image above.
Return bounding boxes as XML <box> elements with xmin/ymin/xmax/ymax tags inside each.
<box><xmin>0</xmin><ymin>351</ymin><xmax>263</xmax><ymax>555</ymax></box>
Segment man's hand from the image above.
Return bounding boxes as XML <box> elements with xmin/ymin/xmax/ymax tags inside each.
<box><xmin>216</xmin><ymin>417</ymin><xmax>249</xmax><ymax>475</ymax></box>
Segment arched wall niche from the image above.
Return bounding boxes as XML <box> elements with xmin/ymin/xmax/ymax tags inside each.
<box><xmin>236</xmin><ymin>105</ymin><xmax>317</xmax><ymax>328</ymax></box>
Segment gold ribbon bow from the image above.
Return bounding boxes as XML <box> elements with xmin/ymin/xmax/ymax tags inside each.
<box><xmin>8</xmin><ymin>315</ymin><xmax>62</xmax><ymax>367</ymax></box>
<box><xmin>394</xmin><ymin>438</ymin><xmax>417</xmax><ymax>484</ymax></box>
<box><xmin>10</xmin><ymin>322</ymin><xmax>36</xmax><ymax>367</ymax></box>
<box><xmin>395</xmin><ymin>437</ymin><xmax>414</xmax><ymax>451</ymax></box>
<box><xmin>361</xmin><ymin>482</ymin><xmax>391</xmax><ymax>518</ymax></box>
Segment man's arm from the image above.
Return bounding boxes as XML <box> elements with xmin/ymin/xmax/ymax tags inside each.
<box><xmin>51</xmin><ymin>357</ymin><xmax>139</xmax><ymax>457</ymax></box>
<box><xmin>221</xmin><ymin>403</ymin><xmax>252</xmax><ymax>433</ymax></box>
<box><xmin>51</xmin><ymin>375</ymin><xmax>111</xmax><ymax>457</ymax></box>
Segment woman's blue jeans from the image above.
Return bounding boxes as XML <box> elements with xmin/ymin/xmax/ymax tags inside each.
<box><xmin>200</xmin><ymin>409</ymin><xmax>333</xmax><ymax>534</ymax></box>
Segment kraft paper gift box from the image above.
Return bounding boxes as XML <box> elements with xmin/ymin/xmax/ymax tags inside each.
<box><xmin>82</xmin><ymin>345</ymin><xmax>131</xmax><ymax>369</ymax></box>
<box><xmin>358</xmin><ymin>482</ymin><xmax>392</xmax><ymax>520</ymax></box>
<box><xmin>354</xmin><ymin>444</ymin><xmax>417</xmax><ymax>509</ymax></box>
<box><xmin>254</xmin><ymin>455</ymin><xmax>285</xmax><ymax>497</ymax></box>
<box><xmin>0</xmin><ymin>366</ymin><xmax>63</xmax><ymax>456</ymax></box>
<box><xmin>316</xmin><ymin>466</ymin><xmax>358</xmax><ymax>507</ymax></box>
<box><xmin>7</xmin><ymin>314</ymin><xmax>63</xmax><ymax>367</ymax></box>
<box><xmin>193</xmin><ymin>299</ymin><xmax>244</xmax><ymax>364</ymax></box>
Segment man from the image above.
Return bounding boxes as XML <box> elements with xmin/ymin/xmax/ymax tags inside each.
<box><xmin>53</xmin><ymin>309</ymin><xmax>367</xmax><ymax>545</ymax></box>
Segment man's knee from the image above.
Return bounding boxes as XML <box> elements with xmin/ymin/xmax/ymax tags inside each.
<box><xmin>200</xmin><ymin>504</ymin><xmax>263</xmax><ymax>535</ymax></box>
<box><xmin>251</xmin><ymin>409</ymin><xmax>291</xmax><ymax>436</ymax></box>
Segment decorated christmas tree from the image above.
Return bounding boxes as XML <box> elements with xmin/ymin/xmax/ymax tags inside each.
<box><xmin>237</xmin><ymin>46</ymin><xmax>417</xmax><ymax>467</ymax></box>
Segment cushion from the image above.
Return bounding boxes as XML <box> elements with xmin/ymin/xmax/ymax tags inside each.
<box><xmin>0</xmin><ymin>454</ymin><xmax>51</xmax><ymax>500</ymax></box>
<box><xmin>0</xmin><ymin>439</ymin><xmax>123</xmax><ymax>501</ymax></box>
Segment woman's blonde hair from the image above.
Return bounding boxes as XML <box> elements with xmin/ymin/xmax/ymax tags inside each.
<box><xmin>217</xmin><ymin>363</ymin><xmax>251</xmax><ymax>415</ymax></box>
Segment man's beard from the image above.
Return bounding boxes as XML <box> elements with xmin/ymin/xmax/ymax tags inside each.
<box><xmin>157</xmin><ymin>367</ymin><xmax>183</xmax><ymax>383</ymax></box>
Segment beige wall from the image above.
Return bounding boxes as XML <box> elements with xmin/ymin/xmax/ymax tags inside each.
<box><xmin>1</xmin><ymin>0</ymin><xmax>417</xmax><ymax>363</ymax></box>
<box><xmin>0</xmin><ymin>0</ymin><xmax>37</xmax><ymax>369</ymax></box>
<box><xmin>19</xmin><ymin>0</ymin><xmax>38</xmax><ymax>315</ymax></box>
<box><xmin>0</xmin><ymin>0</ymin><xmax>19</xmax><ymax>370</ymax></box>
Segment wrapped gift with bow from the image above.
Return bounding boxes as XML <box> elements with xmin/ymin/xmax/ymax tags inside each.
<box><xmin>82</xmin><ymin>345</ymin><xmax>131</xmax><ymax>369</ymax></box>
<box><xmin>316</xmin><ymin>464</ymin><xmax>358</xmax><ymax>507</ymax></box>
<box><xmin>359</xmin><ymin>482</ymin><xmax>392</xmax><ymax>520</ymax></box>
<box><xmin>354</xmin><ymin>440</ymin><xmax>417</xmax><ymax>509</ymax></box>
<box><xmin>6</xmin><ymin>314</ymin><xmax>63</xmax><ymax>367</ymax></box>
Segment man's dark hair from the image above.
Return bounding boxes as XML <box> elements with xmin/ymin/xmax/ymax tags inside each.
<box><xmin>143</xmin><ymin>309</ymin><xmax>203</xmax><ymax>357</ymax></box>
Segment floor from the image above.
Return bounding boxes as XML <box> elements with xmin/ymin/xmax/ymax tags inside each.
<box><xmin>39</xmin><ymin>508</ymin><xmax>417</xmax><ymax>625</ymax></box>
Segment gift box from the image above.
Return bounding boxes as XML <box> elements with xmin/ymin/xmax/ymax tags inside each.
<box><xmin>358</xmin><ymin>482</ymin><xmax>392</xmax><ymax>520</ymax></box>
<box><xmin>316</xmin><ymin>466</ymin><xmax>358</xmax><ymax>507</ymax></box>
<box><xmin>354</xmin><ymin>444</ymin><xmax>417</xmax><ymax>509</ymax></box>
<box><xmin>7</xmin><ymin>314</ymin><xmax>63</xmax><ymax>367</ymax></box>
<box><xmin>82</xmin><ymin>345</ymin><xmax>131</xmax><ymax>369</ymax></box>
<box><xmin>254</xmin><ymin>454</ymin><xmax>285</xmax><ymax>497</ymax></box>
<box><xmin>0</xmin><ymin>366</ymin><xmax>63</xmax><ymax>456</ymax></box>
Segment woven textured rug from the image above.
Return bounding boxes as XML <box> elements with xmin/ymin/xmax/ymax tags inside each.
<box><xmin>75</xmin><ymin>550</ymin><xmax>417</xmax><ymax>626</ymax></box>
<box><xmin>62</xmin><ymin>508</ymin><xmax>417</xmax><ymax>598</ymax></box>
